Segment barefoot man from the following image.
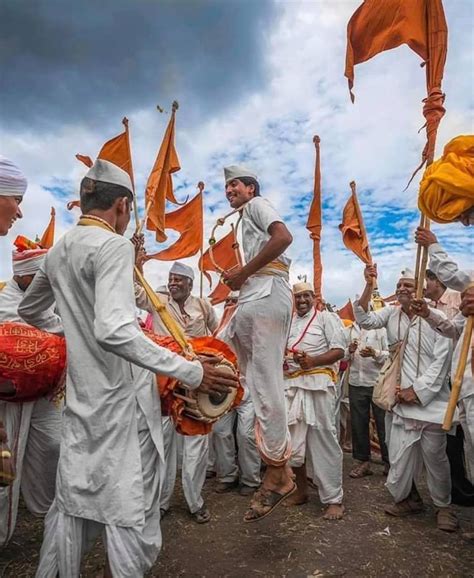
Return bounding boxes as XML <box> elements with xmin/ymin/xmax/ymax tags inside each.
<box><xmin>19</xmin><ymin>159</ymin><xmax>237</xmax><ymax>576</ymax></box>
<box><xmin>220</xmin><ymin>165</ymin><xmax>295</xmax><ymax>522</ymax></box>
<box><xmin>284</xmin><ymin>282</ymin><xmax>345</xmax><ymax>519</ymax></box>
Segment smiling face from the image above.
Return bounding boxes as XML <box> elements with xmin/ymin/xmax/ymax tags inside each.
<box><xmin>0</xmin><ymin>196</ymin><xmax>23</xmax><ymax>236</ymax></box>
<box><xmin>294</xmin><ymin>290</ymin><xmax>315</xmax><ymax>317</ymax></box>
<box><xmin>395</xmin><ymin>278</ymin><xmax>416</xmax><ymax>307</ymax></box>
<box><xmin>225</xmin><ymin>178</ymin><xmax>256</xmax><ymax>209</ymax></box>
<box><xmin>168</xmin><ymin>273</ymin><xmax>192</xmax><ymax>303</ymax></box>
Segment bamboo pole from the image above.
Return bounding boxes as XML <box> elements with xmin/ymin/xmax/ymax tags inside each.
<box><xmin>123</xmin><ymin>117</ymin><xmax>139</xmax><ymax>229</ymax></box>
<box><xmin>442</xmin><ymin>315</ymin><xmax>473</xmax><ymax>431</ymax></box>
<box><xmin>197</xmin><ymin>181</ymin><xmax>205</xmax><ymax>299</ymax></box>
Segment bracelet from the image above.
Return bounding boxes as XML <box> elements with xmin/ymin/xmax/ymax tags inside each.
<box><xmin>1</xmin><ymin>450</ymin><xmax>12</xmax><ymax>459</ymax></box>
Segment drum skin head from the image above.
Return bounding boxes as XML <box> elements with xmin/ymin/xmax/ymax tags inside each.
<box><xmin>195</xmin><ymin>362</ymin><xmax>237</xmax><ymax>419</ymax></box>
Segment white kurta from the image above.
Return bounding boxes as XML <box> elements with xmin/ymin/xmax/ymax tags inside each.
<box><xmin>345</xmin><ymin>324</ymin><xmax>389</xmax><ymax>388</ymax></box>
<box><xmin>285</xmin><ymin>309</ymin><xmax>346</xmax><ymax>504</ymax></box>
<box><xmin>19</xmin><ymin>225</ymin><xmax>203</xmax><ymax>527</ymax></box>
<box><xmin>223</xmin><ymin>196</ymin><xmax>293</xmax><ymax>465</ymax></box>
<box><xmin>135</xmin><ymin>286</ymin><xmax>215</xmax><ymax>514</ymax></box>
<box><xmin>0</xmin><ymin>279</ymin><xmax>62</xmax><ymax>548</ymax></box>
<box><xmin>355</xmin><ymin>301</ymin><xmax>453</xmax><ymax>506</ymax></box>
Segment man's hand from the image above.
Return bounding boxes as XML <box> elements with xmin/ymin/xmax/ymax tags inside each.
<box><xmin>348</xmin><ymin>341</ymin><xmax>358</xmax><ymax>355</ymax></box>
<box><xmin>460</xmin><ymin>287</ymin><xmax>474</xmax><ymax>318</ymax></box>
<box><xmin>197</xmin><ymin>356</ymin><xmax>239</xmax><ymax>396</ymax></box>
<box><xmin>360</xmin><ymin>345</ymin><xmax>376</xmax><ymax>358</ymax></box>
<box><xmin>410</xmin><ymin>298</ymin><xmax>430</xmax><ymax>318</ymax></box>
<box><xmin>364</xmin><ymin>263</ymin><xmax>377</xmax><ymax>285</ymax></box>
<box><xmin>415</xmin><ymin>227</ymin><xmax>438</xmax><ymax>247</ymax></box>
<box><xmin>131</xmin><ymin>233</ymin><xmax>145</xmax><ymax>261</ymax></box>
<box><xmin>135</xmin><ymin>248</ymin><xmax>147</xmax><ymax>273</ymax></box>
<box><xmin>397</xmin><ymin>386</ymin><xmax>419</xmax><ymax>405</ymax></box>
<box><xmin>222</xmin><ymin>266</ymin><xmax>249</xmax><ymax>291</ymax></box>
<box><xmin>293</xmin><ymin>351</ymin><xmax>314</xmax><ymax>370</ymax></box>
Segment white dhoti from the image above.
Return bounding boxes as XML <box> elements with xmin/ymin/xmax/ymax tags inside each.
<box><xmin>228</xmin><ymin>278</ymin><xmax>292</xmax><ymax>465</ymax></box>
<box><xmin>213</xmin><ymin>391</ymin><xmax>261</xmax><ymax>488</ymax></box>
<box><xmin>386</xmin><ymin>416</ymin><xmax>451</xmax><ymax>507</ymax></box>
<box><xmin>160</xmin><ymin>416</ymin><xmax>209</xmax><ymax>514</ymax></box>
<box><xmin>287</xmin><ymin>387</ymin><xmax>343</xmax><ymax>504</ymax></box>
<box><xmin>36</xmin><ymin>405</ymin><xmax>162</xmax><ymax>578</ymax></box>
<box><xmin>0</xmin><ymin>397</ymin><xmax>61</xmax><ymax>547</ymax></box>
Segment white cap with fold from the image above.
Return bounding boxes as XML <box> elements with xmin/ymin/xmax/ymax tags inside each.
<box><xmin>85</xmin><ymin>159</ymin><xmax>133</xmax><ymax>195</ymax></box>
<box><xmin>399</xmin><ymin>267</ymin><xmax>416</xmax><ymax>280</ymax></box>
<box><xmin>224</xmin><ymin>165</ymin><xmax>258</xmax><ymax>184</ymax></box>
<box><xmin>0</xmin><ymin>156</ymin><xmax>28</xmax><ymax>197</ymax></box>
<box><xmin>169</xmin><ymin>261</ymin><xmax>195</xmax><ymax>281</ymax></box>
<box><xmin>292</xmin><ymin>282</ymin><xmax>314</xmax><ymax>295</ymax></box>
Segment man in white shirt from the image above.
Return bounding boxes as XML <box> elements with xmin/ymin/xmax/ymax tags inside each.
<box><xmin>0</xmin><ymin>242</ymin><xmax>62</xmax><ymax>548</ymax></box>
<box><xmin>284</xmin><ymin>282</ymin><xmax>345</xmax><ymax>519</ymax></box>
<box><xmin>219</xmin><ymin>165</ymin><xmax>295</xmax><ymax>522</ymax></box>
<box><xmin>136</xmin><ymin>261</ymin><xmax>219</xmax><ymax>524</ymax></box>
<box><xmin>19</xmin><ymin>160</ymin><xmax>237</xmax><ymax>576</ymax></box>
<box><xmin>355</xmin><ymin>265</ymin><xmax>458</xmax><ymax>532</ymax></box>
<box><xmin>345</xmin><ymin>322</ymin><xmax>389</xmax><ymax>479</ymax></box>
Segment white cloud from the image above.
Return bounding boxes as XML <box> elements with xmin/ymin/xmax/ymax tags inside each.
<box><xmin>1</xmin><ymin>0</ymin><xmax>472</xmax><ymax>308</ymax></box>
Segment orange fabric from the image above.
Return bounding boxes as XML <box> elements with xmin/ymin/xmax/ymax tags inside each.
<box><xmin>345</xmin><ymin>0</ymin><xmax>447</xmax><ymax>170</ymax></box>
<box><xmin>145</xmin><ymin>109</ymin><xmax>182</xmax><ymax>243</ymax></box>
<box><xmin>209</xmin><ymin>282</ymin><xmax>231</xmax><ymax>306</ymax></box>
<box><xmin>67</xmin><ymin>200</ymin><xmax>81</xmax><ymax>211</ymax></box>
<box><xmin>337</xmin><ymin>300</ymin><xmax>355</xmax><ymax>323</ymax></box>
<box><xmin>306</xmin><ymin>136</ymin><xmax>323</xmax><ymax>303</ymax></box>
<box><xmin>75</xmin><ymin>154</ymin><xmax>93</xmax><ymax>168</ymax></box>
<box><xmin>13</xmin><ymin>236</ymin><xmax>40</xmax><ymax>251</ymax></box>
<box><xmin>40</xmin><ymin>207</ymin><xmax>55</xmax><ymax>249</ymax></box>
<box><xmin>146</xmin><ymin>193</ymin><xmax>203</xmax><ymax>261</ymax></box>
<box><xmin>146</xmin><ymin>331</ymin><xmax>242</xmax><ymax>436</ymax></box>
<box><xmin>339</xmin><ymin>188</ymin><xmax>371</xmax><ymax>265</ymax></box>
<box><xmin>199</xmin><ymin>229</ymin><xmax>242</xmax><ymax>286</ymax></box>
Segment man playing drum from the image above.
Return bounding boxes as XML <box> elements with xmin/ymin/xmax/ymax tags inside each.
<box><xmin>19</xmin><ymin>160</ymin><xmax>237</xmax><ymax>576</ymax></box>
<box><xmin>219</xmin><ymin>165</ymin><xmax>295</xmax><ymax>522</ymax></box>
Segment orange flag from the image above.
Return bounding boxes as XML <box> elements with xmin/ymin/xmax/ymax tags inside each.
<box><xmin>306</xmin><ymin>136</ymin><xmax>323</xmax><ymax>303</ymax></box>
<box><xmin>339</xmin><ymin>182</ymin><xmax>372</xmax><ymax>265</ymax></box>
<box><xmin>209</xmin><ymin>282</ymin><xmax>231</xmax><ymax>306</ymax></box>
<box><xmin>145</xmin><ymin>102</ymin><xmax>182</xmax><ymax>243</ymax></box>
<box><xmin>76</xmin><ymin>118</ymin><xmax>135</xmax><ymax>185</ymax></box>
<box><xmin>345</xmin><ymin>0</ymin><xmax>447</xmax><ymax>170</ymax></box>
<box><xmin>40</xmin><ymin>208</ymin><xmax>56</xmax><ymax>249</ymax></box>
<box><xmin>146</xmin><ymin>192</ymin><xmax>203</xmax><ymax>261</ymax></box>
<box><xmin>337</xmin><ymin>300</ymin><xmax>355</xmax><ymax>322</ymax></box>
<box><xmin>199</xmin><ymin>228</ymin><xmax>242</xmax><ymax>287</ymax></box>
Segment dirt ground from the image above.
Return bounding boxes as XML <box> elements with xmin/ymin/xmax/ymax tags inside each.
<box><xmin>1</xmin><ymin>456</ymin><xmax>473</xmax><ymax>577</ymax></box>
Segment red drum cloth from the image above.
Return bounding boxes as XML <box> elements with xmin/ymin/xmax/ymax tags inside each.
<box><xmin>0</xmin><ymin>323</ymin><xmax>66</xmax><ymax>403</ymax></box>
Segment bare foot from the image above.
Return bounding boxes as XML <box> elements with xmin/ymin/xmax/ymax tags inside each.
<box><xmin>284</xmin><ymin>492</ymin><xmax>309</xmax><ymax>506</ymax></box>
<box><xmin>323</xmin><ymin>503</ymin><xmax>344</xmax><ymax>520</ymax></box>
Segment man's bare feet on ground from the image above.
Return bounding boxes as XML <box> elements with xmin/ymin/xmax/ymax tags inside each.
<box><xmin>323</xmin><ymin>504</ymin><xmax>345</xmax><ymax>520</ymax></box>
<box><xmin>284</xmin><ymin>491</ymin><xmax>309</xmax><ymax>506</ymax></box>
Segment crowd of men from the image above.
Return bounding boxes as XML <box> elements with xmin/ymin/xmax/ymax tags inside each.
<box><xmin>0</xmin><ymin>154</ymin><xmax>472</xmax><ymax>576</ymax></box>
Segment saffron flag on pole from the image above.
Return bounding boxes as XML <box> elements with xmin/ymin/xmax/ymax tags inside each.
<box><xmin>339</xmin><ymin>181</ymin><xmax>372</xmax><ymax>265</ymax></box>
<box><xmin>208</xmin><ymin>282</ymin><xmax>231</xmax><ymax>306</ymax></box>
<box><xmin>145</xmin><ymin>102</ymin><xmax>182</xmax><ymax>243</ymax></box>
<box><xmin>39</xmin><ymin>208</ymin><xmax>56</xmax><ymax>249</ymax></box>
<box><xmin>199</xmin><ymin>228</ymin><xmax>242</xmax><ymax>287</ymax></box>
<box><xmin>146</xmin><ymin>192</ymin><xmax>203</xmax><ymax>261</ymax></box>
<box><xmin>306</xmin><ymin>136</ymin><xmax>323</xmax><ymax>303</ymax></box>
<box><xmin>345</xmin><ymin>0</ymin><xmax>447</xmax><ymax>171</ymax></box>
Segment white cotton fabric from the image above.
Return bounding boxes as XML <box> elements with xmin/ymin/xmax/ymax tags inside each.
<box><xmin>212</xmin><ymin>388</ymin><xmax>261</xmax><ymax>488</ymax></box>
<box><xmin>85</xmin><ymin>159</ymin><xmax>133</xmax><ymax>193</ymax></box>
<box><xmin>169</xmin><ymin>261</ymin><xmax>194</xmax><ymax>280</ymax></box>
<box><xmin>238</xmin><ymin>197</ymin><xmax>291</xmax><ymax>304</ymax></box>
<box><xmin>12</xmin><ymin>250</ymin><xmax>47</xmax><ymax>275</ymax></box>
<box><xmin>224</xmin><ymin>165</ymin><xmax>258</xmax><ymax>183</ymax></box>
<box><xmin>386</xmin><ymin>418</ymin><xmax>451</xmax><ymax>507</ymax></box>
<box><xmin>0</xmin><ymin>155</ymin><xmax>27</xmax><ymax>197</ymax></box>
<box><xmin>287</xmin><ymin>387</ymin><xmax>343</xmax><ymax>504</ymax></box>
<box><xmin>18</xmin><ymin>224</ymin><xmax>202</xmax><ymax>527</ymax></box>
<box><xmin>428</xmin><ymin>243</ymin><xmax>472</xmax><ymax>292</ymax></box>
<box><xmin>345</xmin><ymin>324</ymin><xmax>389</xmax><ymax>388</ymax></box>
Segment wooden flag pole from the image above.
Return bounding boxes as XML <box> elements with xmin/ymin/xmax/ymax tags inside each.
<box><xmin>197</xmin><ymin>181</ymin><xmax>205</xmax><ymax>299</ymax></box>
<box><xmin>442</xmin><ymin>315</ymin><xmax>474</xmax><ymax>431</ymax></box>
<box><xmin>122</xmin><ymin>117</ymin><xmax>139</xmax><ymax>229</ymax></box>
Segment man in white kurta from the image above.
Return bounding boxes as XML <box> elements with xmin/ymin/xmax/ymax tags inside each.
<box><xmin>18</xmin><ymin>161</ymin><xmax>235</xmax><ymax>577</ymax></box>
<box><xmin>213</xmin><ymin>292</ymin><xmax>261</xmax><ymax>496</ymax></box>
<box><xmin>0</xmin><ymin>244</ymin><xmax>62</xmax><ymax>547</ymax></box>
<box><xmin>355</xmin><ymin>264</ymin><xmax>458</xmax><ymax>532</ymax></box>
<box><xmin>284</xmin><ymin>283</ymin><xmax>345</xmax><ymax>519</ymax></box>
<box><xmin>345</xmin><ymin>321</ymin><xmax>389</xmax><ymax>478</ymax></box>
<box><xmin>219</xmin><ymin>165</ymin><xmax>295</xmax><ymax>522</ymax></box>
<box><xmin>135</xmin><ymin>261</ymin><xmax>218</xmax><ymax>524</ymax></box>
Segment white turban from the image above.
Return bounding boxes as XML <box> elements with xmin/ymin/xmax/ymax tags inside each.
<box><xmin>399</xmin><ymin>268</ymin><xmax>416</xmax><ymax>280</ymax></box>
<box><xmin>0</xmin><ymin>156</ymin><xmax>28</xmax><ymax>197</ymax></box>
<box><xmin>224</xmin><ymin>165</ymin><xmax>258</xmax><ymax>184</ymax></box>
<box><xmin>85</xmin><ymin>159</ymin><xmax>133</xmax><ymax>194</ymax></box>
<box><xmin>169</xmin><ymin>261</ymin><xmax>194</xmax><ymax>281</ymax></box>
<box><xmin>12</xmin><ymin>248</ymin><xmax>47</xmax><ymax>276</ymax></box>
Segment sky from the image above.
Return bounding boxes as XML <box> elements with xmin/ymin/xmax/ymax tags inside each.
<box><xmin>1</xmin><ymin>0</ymin><xmax>473</xmax><ymax>307</ymax></box>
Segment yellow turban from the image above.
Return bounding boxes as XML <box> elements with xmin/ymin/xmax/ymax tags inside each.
<box><xmin>418</xmin><ymin>135</ymin><xmax>474</xmax><ymax>224</ymax></box>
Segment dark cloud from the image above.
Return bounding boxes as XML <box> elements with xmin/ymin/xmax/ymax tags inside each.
<box><xmin>0</xmin><ymin>0</ymin><xmax>277</xmax><ymax>130</ymax></box>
